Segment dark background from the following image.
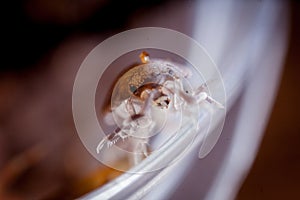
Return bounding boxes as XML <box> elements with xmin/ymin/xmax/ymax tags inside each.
<box><xmin>0</xmin><ymin>0</ymin><xmax>299</xmax><ymax>199</ymax></box>
<box><xmin>237</xmin><ymin>2</ymin><xmax>300</xmax><ymax>199</ymax></box>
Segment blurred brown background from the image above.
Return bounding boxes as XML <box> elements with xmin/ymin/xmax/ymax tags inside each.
<box><xmin>0</xmin><ymin>0</ymin><xmax>299</xmax><ymax>199</ymax></box>
<box><xmin>237</xmin><ymin>1</ymin><xmax>300</xmax><ymax>199</ymax></box>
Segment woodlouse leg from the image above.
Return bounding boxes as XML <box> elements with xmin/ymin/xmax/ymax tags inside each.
<box><xmin>96</xmin><ymin>128</ymin><xmax>129</xmax><ymax>153</ymax></box>
<box><xmin>132</xmin><ymin>139</ymin><xmax>150</xmax><ymax>165</ymax></box>
<box><xmin>195</xmin><ymin>92</ymin><xmax>224</xmax><ymax>109</ymax></box>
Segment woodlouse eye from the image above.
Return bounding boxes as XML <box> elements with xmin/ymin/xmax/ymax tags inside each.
<box><xmin>129</xmin><ymin>85</ymin><xmax>137</xmax><ymax>93</ymax></box>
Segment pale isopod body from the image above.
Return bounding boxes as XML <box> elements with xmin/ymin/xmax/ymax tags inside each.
<box><xmin>97</xmin><ymin>52</ymin><xmax>223</xmax><ymax>165</ymax></box>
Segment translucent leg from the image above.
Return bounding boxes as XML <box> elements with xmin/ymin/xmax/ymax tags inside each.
<box><xmin>96</xmin><ymin>128</ymin><xmax>128</xmax><ymax>154</ymax></box>
<box><xmin>196</xmin><ymin>92</ymin><xmax>224</xmax><ymax>109</ymax></box>
<box><xmin>132</xmin><ymin>139</ymin><xmax>150</xmax><ymax>165</ymax></box>
<box><xmin>194</xmin><ymin>84</ymin><xmax>224</xmax><ymax>109</ymax></box>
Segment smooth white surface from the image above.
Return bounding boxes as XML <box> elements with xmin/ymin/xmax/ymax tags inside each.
<box><xmin>81</xmin><ymin>0</ymin><xmax>289</xmax><ymax>199</ymax></box>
